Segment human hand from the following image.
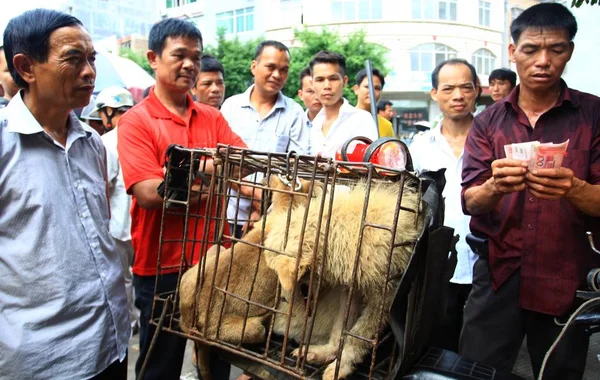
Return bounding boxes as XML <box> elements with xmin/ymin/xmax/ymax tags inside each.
<box><xmin>487</xmin><ymin>159</ymin><xmax>529</xmax><ymax>195</ymax></box>
<box><xmin>525</xmin><ymin>167</ymin><xmax>575</xmax><ymax>200</ymax></box>
<box><xmin>242</xmin><ymin>208</ymin><xmax>262</xmax><ymax>235</ymax></box>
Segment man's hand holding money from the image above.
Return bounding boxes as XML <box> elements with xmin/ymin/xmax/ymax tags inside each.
<box><xmin>488</xmin><ymin>158</ymin><xmax>529</xmax><ymax>195</ymax></box>
<box><xmin>525</xmin><ymin>167</ymin><xmax>576</xmax><ymax>200</ymax></box>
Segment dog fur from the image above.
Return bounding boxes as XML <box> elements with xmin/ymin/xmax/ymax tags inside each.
<box><xmin>264</xmin><ymin>181</ymin><xmax>422</xmax><ymax>380</ymax></box>
<box><xmin>178</xmin><ymin>175</ymin><xmax>317</xmax><ymax>379</ymax></box>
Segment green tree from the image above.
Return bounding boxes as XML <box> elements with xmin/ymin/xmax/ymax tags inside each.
<box><xmin>571</xmin><ymin>0</ymin><xmax>598</xmax><ymax>6</ymax></box>
<box><xmin>205</xmin><ymin>28</ymin><xmax>262</xmax><ymax>99</ymax></box>
<box><xmin>118</xmin><ymin>48</ymin><xmax>154</xmax><ymax>77</ymax></box>
<box><xmin>286</xmin><ymin>28</ymin><xmax>390</xmax><ymax>106</ymax></box>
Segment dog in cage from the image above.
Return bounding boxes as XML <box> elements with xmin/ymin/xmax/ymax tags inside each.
<box><xmin>264</xmin><ymin>179</ymin><xmax>423</xmax><ymax>380</ymax></box>
<box><xmin>179</xmin><ymin>174</ymin><xmax>318</xmax><ymax>379</ymax></box>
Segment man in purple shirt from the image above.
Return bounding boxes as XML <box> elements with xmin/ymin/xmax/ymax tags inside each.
<box><xmin>460</xmin><ymin>3</ymin><xmax>600</xmax><ymax>378</ymax></box>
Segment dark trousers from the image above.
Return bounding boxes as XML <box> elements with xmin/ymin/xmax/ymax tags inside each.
<box><xmin>459</xmin><ymin>258</ymin><xmax>589</xmax><ymax>379</ymax></box>
<box><xmin>134</xmin><ymin>273</ymin><xmax>187</xmax><ymax>380</ymax></box>
<box><xmin>90</xmin><ymin>356</ymin><xmax>127</xmax><ymax>380</ymax></box>
<box><xmin>229</xmin><ymin>223</ymin><xmax>244</xmax><ymax>239</ymax></box>
<box><xmin>429</xmin><ymin>282</ymin><xmax>472</xmax><ymax>352</ymax></box>
<box><xmin>134</xmin><ymin>273</ymin><xmax>231</xmax><ymax>380</ymax></box>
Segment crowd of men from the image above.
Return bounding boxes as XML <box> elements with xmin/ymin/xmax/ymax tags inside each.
<box><xmin>1</xmin><ymin>2</ymin><xmax>599</xmax><ymax>380</ymax></box>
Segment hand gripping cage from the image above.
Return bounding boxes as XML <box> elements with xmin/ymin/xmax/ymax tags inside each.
<box><xmin>143</xmin><ymin>144</ymin><xmax>454</xmax><ymax>380</ymax></box>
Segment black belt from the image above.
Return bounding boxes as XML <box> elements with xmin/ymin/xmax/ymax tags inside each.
<box><xmin>466</xmin><ymin>233</ymin><xmax>489</xmax><ymax>259</ymax></box>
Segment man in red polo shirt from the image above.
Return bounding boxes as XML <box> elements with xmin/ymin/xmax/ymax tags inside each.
<box><xmin>460</xmin><ymin>3</ymin><xmax>600</xmax><ymax>378</ymax></box>
<box><xmin>117</xmin><ymin>18</ymin><xmax>245</xmax><ymax>380</ymax></box>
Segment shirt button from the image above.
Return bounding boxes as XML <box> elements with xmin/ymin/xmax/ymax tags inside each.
<box><xmin>527</xmin><ymin>224</ymin><xmax>532</xmax><ymax>230</ymax></box>
<box><xmin>524</xmin><ymin>250</ymin><xmax>530</xmax><ymax>256</ymax></box>
<box><xmin>528</xmin><ymin>197</ymin><xmax>534</xmax><ymax>203</ymax></box>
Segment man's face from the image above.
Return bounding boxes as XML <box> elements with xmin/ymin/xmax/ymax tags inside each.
<box><xmin>489</xmin><ymin>79</ymin><xmax>513</xmax><ymax>102</ymax></box>
<box><xmin>149</xmin><ymin>36</ymin><xmax>202</xmax><ymax>94</ymax></box>
<box><xmin>194</xmin><ymin>71</ymin><xmax>225</xmax><ymax>108</ymax></box>
<box><xmin>0</xmin><ymin>49</ymin><xmax>19</xmax><ymax>98</ymax></box>
<box><xmin>430</xmin><ymin>63</ymin><xmax>477</xmax><ymax>121</ymax></box>
<box><xmin>380</xmin><ymin>105</ymin><xmax>394</xmax><ymax>120</ymax></box>
<box><xmin>312</xmin><ymin>63</ymin><xmax>347</xmax><ymax>107</ymax></box>
<box><xmin>27</xmin><ymin>26</ymin><xmax>96</xmax><ymax>110</ymax></box>
<box><xmin>298</xmin><ymin>76</ymin><xmax>322</xmax><ymax>115</ymax></box>
<box><xmin>353</xmin><ymin>75</ymin><xmax>382</xmax><ymax>109</ymax></box>
<box><xmin>251</xmin><ymin>46</ymin><xmax>290</xmax><ymax>96</ymax></box>
<box><xmin>509</xmin><ymin>28</ymin><xmax>573</xmax><ymax>92</ymax></box>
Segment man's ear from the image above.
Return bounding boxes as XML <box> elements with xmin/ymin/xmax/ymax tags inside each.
<box><xmin>297</xmin><ymin>89</ymin><xmax>303</xmax><ymax>98</ymax></box>
<box><xmin>250</xmin><ymin>60</ymin><xmax>257</xmax><ymax>77</ymax></box>
<box><xmin>567</xmin><ymin>41</ymin><xmax>575</xmax><ymax>62</ymax></box>
<box><xmin>343</xmin><ymin>75</ymin><xmax>348</xmax><ymax>87</ymax></box>
<box><xmin>430</xmin><ymin>88</ymin><xmax>438</xmax><ymax>102</ymax></box>
<box><xmin>352</xmin><ymin>84</ymin><xmax>359</xmax><ymax>95</ymax></box>
<box><xmin>12</xmin><ymin>54</ymin><xmax>34</xmax><ymax>85</ymax></box>
<box><xmin>147</xmin><ymin>50</ymin><xmax>158</xmax><ymax>71</ymax></box>
<box><xmin>508</xmin><ymin>43</ymin><xmax>516</xmax><ymax>64</ymax></box>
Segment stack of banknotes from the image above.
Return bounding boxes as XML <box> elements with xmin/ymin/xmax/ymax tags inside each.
<box><xmin>504</xmin><ymin>140</ymin><xmax>569</xmax><ymax>169</ymax></box>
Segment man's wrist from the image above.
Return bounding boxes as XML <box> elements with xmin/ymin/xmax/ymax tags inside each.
<box><xmin>566</xmin><ymin>176</ymin><xmax>585</xmax><ymax>200</ymax></box>
<box><xmin>484</xmin><ymin>177</ymin><xmax>502</xmax><ymax>197</ymax></box>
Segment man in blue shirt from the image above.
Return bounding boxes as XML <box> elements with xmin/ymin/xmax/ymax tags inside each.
<box><xmin>220</xmin><ymin>40</ymin><xmax>310</xmax><ymax>237</ymax></box>
<box><xmin>0</xmin><ymin>9</ymin><xmax>129</xmax><ymax>379</ymax></box>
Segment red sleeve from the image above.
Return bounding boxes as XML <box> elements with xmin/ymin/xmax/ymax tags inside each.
<box><xmin>461</xmin><ymin>113</ymin><xmax>495</xmax><ymax>215</ymax></box>
<box><xmin>216</xmin><ymin>111</ymin><xmax>247</xmax><ymax>148</ymax></box>
<box><xmin>117</xmin><ymin>109</ymin><xmax>164</xmax><ymax>194</ymax></box>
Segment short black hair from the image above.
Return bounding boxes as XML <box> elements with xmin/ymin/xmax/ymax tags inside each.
<box><xmin>489</xmin><ymin>68</ymin><xmax>517</xmax><ymax>88</ymax></box>
<box><xmin>431</xmin><ymin>58</ymin><xmax>478</xmax><ymax>89</ymax></box>
<box><xmin>309</xmin><ymin>50</ymin><xmax>346</xmax><ymax>77</ymax></box>
<box><xmin>3</xmin><ymin>8</ymin><xmax>83</xmax><ymax>89</ymax></box>
<box><xmin>510</xmin><ymin>3</ymin><xmax>577</xmax><ymax>44</ymax></box>
<box><xmin>355</xmin><ymin>68</ymin><xmax>385</xmax><ymax>88</ymax></box>
<box><xmin>377</xmin><ymin>100</ymin><xmax>392</xmax><ymax>113</ymax></box>
<box><xmin>299</xmin><ymin>66</ymin><xmax>311</xmax><ymax>86</ymax></box>
<box><xmin>200</xmin><ymin>54</ymin><xmax>224</xmax><ymax>76</ymax></box>
<box><xmin>254</xmin><ymin>40</ymin><xmax>289</xmax><ymax>60</ymax></box>
<box><xmin>148</xmin><ymin>18</ymin><xmax>203</xmax><ymax>56</ymax></box>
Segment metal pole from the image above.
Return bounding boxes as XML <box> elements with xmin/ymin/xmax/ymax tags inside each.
<box><xmin>365</xmin><ymin>60</ymin><xmax>381</xmax><ymax>139</ymax></box>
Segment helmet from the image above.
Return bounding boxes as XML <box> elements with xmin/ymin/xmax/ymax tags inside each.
<box><xmin>89</xmin><ymin>87</ymin><xmax>134</xmax><ymax>118</ymax></box>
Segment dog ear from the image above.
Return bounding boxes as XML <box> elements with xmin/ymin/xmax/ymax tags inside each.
<box><xmin>268</xmin><ymin>256</ymin><xmax>307</xmax><ymax>292</ymax></box>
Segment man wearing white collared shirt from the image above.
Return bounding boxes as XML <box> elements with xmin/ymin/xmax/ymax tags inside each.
<box><xmin>220</xmin><ymin>40</ymin><xmax>309</xmax><ymax>237</ymax></box>
<box><xmin>308</xmin><ymin>51</ymin><xmax>378</xmax><ymax>158</ymax></box>
<box><xmin>409</xmin><ymin>58</ymin><xmax>479</xmax><ymax>352</ymax></box>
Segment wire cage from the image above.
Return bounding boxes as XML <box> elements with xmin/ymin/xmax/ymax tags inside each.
<box><xmin>147</xmin><ymin>144</ymin><xmax>432</xmax><ymax>380</ymax></box>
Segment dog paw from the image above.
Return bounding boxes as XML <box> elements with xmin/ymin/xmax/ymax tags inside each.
<box><xmin>322</xmin><ymin>360</ymin><xmax>352</xmax><ymax>380</ymax></box>
<box><xmin>291</xmin><ymin>345</ymin><xmax>336</xmax><ymax>365</ymax></box>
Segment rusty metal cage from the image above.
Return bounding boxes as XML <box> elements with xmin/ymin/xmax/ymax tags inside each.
<box><xmin>145</xmin><ymin>144</ymin><xmax>437</xmax><ymax>380</ymax></box>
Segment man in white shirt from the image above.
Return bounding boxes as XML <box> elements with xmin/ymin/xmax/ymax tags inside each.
<box><xmin>309</xmin><ymin>50</ymin><xmax>378</xmax><ymax>158</ymax></box>
<box><xmin>409</xmin><ymin>58</ymin><xmax>479</xmax><ymax>352</ymax></box>
<box><xmin>298</xmin><ymin>66</ymin><xmax>322</xmax><ymax>129</ymax></box>
<box><xmin>91</xmin><ymin>86</ymin><xmax>138</xmax><ymax>334</ymax></box>
<box><xmin>220</xmin><ymin>40</ymin><xmax>309</xmax><ymax>237</ymax></box>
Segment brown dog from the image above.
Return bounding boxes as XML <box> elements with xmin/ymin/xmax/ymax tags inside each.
<box><xmin>264</xmin><ymin>181</ymin><xmax>422</xmax><ymax>380</ymax></box>
<box><xmin>179</xmin><ymin>175</ymin><xmax>316</xmax><ymax>379</ymax></box>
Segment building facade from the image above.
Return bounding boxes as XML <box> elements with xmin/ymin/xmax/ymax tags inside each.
<box><xmin>63</xmin><ymin>0</ymin><xmax>161</xmax><ymax>42</ymax></box>
<box><xmin>161</xmin><ymin>0</ymin><xmax>549</xmax><ymax>123</ymax></box>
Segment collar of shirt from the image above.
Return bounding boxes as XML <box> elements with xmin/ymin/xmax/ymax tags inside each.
<box><xmin>5</xmin><ymin>91</ymin><xmax>91</xmax><ymax>143</ymax></box>
<box><xmin>144</xmin><ymin>86</ymin><xmax>198</xmax><ymax>125</ymax></box>
<box><xmin>240</xmin><ymin>84</ymin><xmax>286</xmax><ymax>117</ymax></box>
<box><xmin>503</xmin><ymin>79</ymin><xmax>579</xmax><ymax>114</ymax></box>
<box><xmin>312</xmin><ymin>98</ymin><xmax>355</xmax><ymax>132</ymax></box>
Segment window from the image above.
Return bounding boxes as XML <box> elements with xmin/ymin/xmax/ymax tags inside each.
<box><xmin>410</xmin><ymin>43</ymin><xmax>457</xmax><ymax>72</ymax></box>
<box><xmin>332</xmin><ymin>0</ymin><xmax>382</xmax><ymax>21</ymax></box>
<box><xmin>166</xmin><ymin>0</ymin><xmax>196</xmax><ymax>9</ymax></box>
<box><xmin>412</xmin><ymin>0</ymin><xmax>457</xmax><ymax>21</ymax></box>
<box><xmin>479</xmin><ymin>0</ymin><xmax>490</xmax><ymax>27</ymax></box>
<box><xmin>472</xmin><ymin>48</ymin><xmax>496</xmax><ymax>75</ymax></box>
<box><xmin>217</xmin><ymin>7</ymin><xmax>254</xmax><ymax>34</ymax></box>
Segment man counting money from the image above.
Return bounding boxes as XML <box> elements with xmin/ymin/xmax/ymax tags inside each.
<box><xmin>459</xmin><ymin>3</ymin><xmax>600</xmax><ymax>379</ymax></box>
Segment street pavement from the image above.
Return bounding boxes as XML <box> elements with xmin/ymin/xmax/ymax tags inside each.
<box><xmin>126</xmin><ymin>332</ymin><xmax>599</xmax><ymax>379</ymax></box>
